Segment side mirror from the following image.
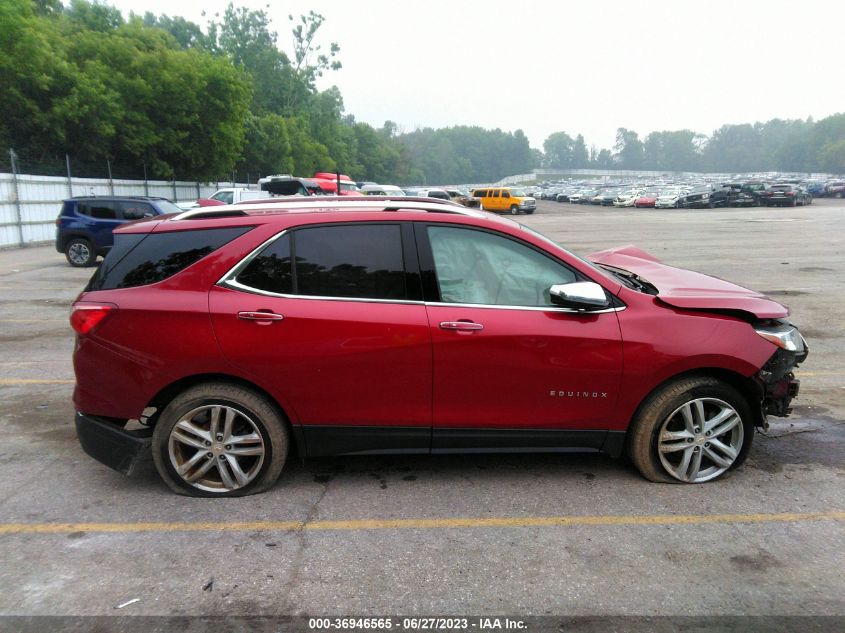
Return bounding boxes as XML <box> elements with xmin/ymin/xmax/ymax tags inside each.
<box><xmin>549</xmin><ymin>282</ymin><xmax>610</xmax><ymax>311</ymax></box>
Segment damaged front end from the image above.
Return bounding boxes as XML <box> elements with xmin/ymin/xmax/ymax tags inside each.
<box><xmin>753</xmin><ymin>320</ymin><xmax>808</xmax><ymax>422</ymax></box>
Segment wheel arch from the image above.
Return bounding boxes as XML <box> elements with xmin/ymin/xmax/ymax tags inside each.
<box><xmin>144</xmin><ymin>372</ymin><xmax>305</xmax><ymax>457</ymax></box>
<box><xmin>626</xmin><ymin>367</ymin><xmax>764</xmax><ymax>437</ymax></box>
<box><xmin>59</xmin><ymin>230</ymin><xmax>95</xmax><ymax>252</ymax></box>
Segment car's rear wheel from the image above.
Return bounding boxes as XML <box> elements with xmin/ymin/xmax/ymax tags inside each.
<box><xmin>152</xmin><ymin>382</ymin><xmax>288</xmax><ymax>497</ymax></box>
<box><xmin>65</xmin><ymin>238</ymin><xmax>96</xmax><ymax>267</ymax></box>
<box><xmin>627</xmin><ymin>376</ymin><xmax>753</xmax><ymax>483</ymax></box>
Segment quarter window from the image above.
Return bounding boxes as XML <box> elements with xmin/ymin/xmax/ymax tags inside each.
<box><xmin>89</xmin><ymin>227</ymin><xmax>252</xmax><ymax>290</ymax></box>
<box><xmin>427</xmin><ymin>226</ymin><xmax>578</xmax><ymax>307</ymax></box>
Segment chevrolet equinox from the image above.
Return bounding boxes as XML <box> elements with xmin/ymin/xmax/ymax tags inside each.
<box><xmin>71</xmin><ymin>197</ymin><xmax>807</xmax><ymax>496</ymax></box>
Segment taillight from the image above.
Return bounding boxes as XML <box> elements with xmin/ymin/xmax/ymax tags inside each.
<box><xmin>70</xmin><ymin>304</ymin><xmax>114</xmax><ymax>335</ymax></box>
<box><xmin>786</xmin><ymin>191</ymin><xmax>795</xmax><ymax>196</ymax></box>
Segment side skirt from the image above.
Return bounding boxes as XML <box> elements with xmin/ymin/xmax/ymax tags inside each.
<box><xmin>299</xmin><ymin>426</ymin><xmax>627</xmax><ymax>458</ymax></box>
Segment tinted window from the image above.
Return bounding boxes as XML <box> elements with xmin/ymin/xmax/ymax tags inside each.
<box><xmin>295</xmin><ymin>225</ymin><xmax>406</xmax><ymax>300</ymax></box>
<box><xmin>492</xmin><ymin>190</ymin><xmax>500</xmax><ymax>198</ymax></box>
<box><xmin>90</xmin><ymin>227</ymin><xmax>252</xmax><ymax>290</ymax></box>
<box><xmin>428</xmin><ymin>226</ymin><xmax>578</xmax><ymax>307</ymax></box>
<box><xmin>80</xmin><ymin>202</ymin><xmax>118</xmax><ymax>219</ymax></box>
<box><xmin>474</xmin><ymin>190</ymin><xmax>487</xmax><ymax>197</ymax></box>
<box><xmin>120</xmin><ymin>202</ymin><xmax>154</xmax><ymax>220</ymax></box>
<box><xmin>236</xmin><ymin>233</ymin><xmax>292</xmax><ymax>294</ymax></box>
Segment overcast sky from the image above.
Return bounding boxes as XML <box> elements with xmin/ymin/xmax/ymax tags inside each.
<box><xmin>108</xmin><ymin>0</ymin><xmax>844</xmax><ymax>151</ymax></box>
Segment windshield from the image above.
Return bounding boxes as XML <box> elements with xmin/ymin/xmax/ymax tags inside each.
<box><xmin>509</xmin><ymin>189</ymin><xmax>527</xmax><ymax>197</ymax></box>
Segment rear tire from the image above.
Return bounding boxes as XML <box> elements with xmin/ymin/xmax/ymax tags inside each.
<box><xmin>152</xmin><ymin>382</ymin><xmax>289</xmax><ymax>497</ymax></box>
<box><xmin>65</xmin><ymin>238</ymin><xmax>96</xmax><ymax>267</ymax></box>
<box><xmin>627</xmin><ymin>376</ymin><xmax>753</xmax><ymax>484</ymax></box>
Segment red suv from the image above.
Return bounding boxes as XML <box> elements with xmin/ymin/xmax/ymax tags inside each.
<box><xmin>72</xmin><ymin>197</ymin><xmax>807</xmax><ymax>496</ymax></box>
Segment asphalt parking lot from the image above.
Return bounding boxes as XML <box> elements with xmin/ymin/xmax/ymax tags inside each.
<box><xmin>0</xmin><ymin>199</ymin><xmax>843</xmax><ymax>621</ymax></box>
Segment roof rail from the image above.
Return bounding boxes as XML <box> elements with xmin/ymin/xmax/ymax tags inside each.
<box><xmin>171</xmin><ymin>196</ymin><xmax>483</xmax><ymax>221</ymax></box>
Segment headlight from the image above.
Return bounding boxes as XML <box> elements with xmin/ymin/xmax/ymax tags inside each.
<box><xmin>702</xmin><ymin>193</ymin><xmax>710</xmax><ymax>200</ymax></box>
<box><xmin>755</xmin><ymin>323</ymin><xmax>806</xmax><ymax>352</ymax></box>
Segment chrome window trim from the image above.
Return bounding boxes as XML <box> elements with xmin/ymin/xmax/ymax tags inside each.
<box><xmin>217</xmin><ymin>229</ymin><xmax>290</xmax><ymax>286</ymax></box>
<box><xmin>424</xmin><ymin>301</ymin><xmax>625</xmax><ymax>315</ymax></box>
<box><xmin>218</xmin><ymin>228</ymin><xmax>626</xmax><ymax>314</ymax></box>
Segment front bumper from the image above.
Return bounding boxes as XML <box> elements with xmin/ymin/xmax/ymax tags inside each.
<box><xmin>75</xmin><ymin>412</ymin><xmax>152</xmax><ymax>476</ymax></box>
<box><xmin>757</xmin><ymin>345</ymin><xmax>808</xmax><ymax>418</ymax></box>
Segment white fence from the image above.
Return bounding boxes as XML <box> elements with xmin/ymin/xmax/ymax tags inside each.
<box><xmin>0</xmin><ymin>173</ymin><xmax>248</xmax><ymax>247</ymax></box>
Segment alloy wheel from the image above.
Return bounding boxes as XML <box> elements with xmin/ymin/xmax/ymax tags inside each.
<box><xmin>657</xmin><ymin>397</ymin><xmax>744</xmax><ymax>483</ymax></box>
<box><xmin>167</xmin><ymin>404</ymin><xmax>266</xmax><ymax>492</ymax></box>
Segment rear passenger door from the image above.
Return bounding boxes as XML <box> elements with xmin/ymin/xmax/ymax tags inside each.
<box><xmin>210</xmin><ymin>222</ymin><xmax>433</xmax><ymax>456</ymax></box>
<box><xmin>78</xmin><ymin>200</ymin><xmax>122</xmax><ymax>250</ymax></box>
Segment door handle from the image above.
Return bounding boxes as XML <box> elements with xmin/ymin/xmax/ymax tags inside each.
<box><xmin>439</xmin><ymin>321</ymin><xmax>483</xmax><ymax>332</ymax></box>
<box><xmin>238</xmin><ymin>310</ymin><xmax>284</xmax><ymax>323</ymax></box>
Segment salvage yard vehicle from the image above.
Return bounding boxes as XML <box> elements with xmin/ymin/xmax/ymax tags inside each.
<box><xmin>471</xmin><ymin>187</ymin><xmax>536</xmax><ymax>214</ymax></box>
<box><xmin>761</xmin><ymin>183</ymin><xmax>812</xmax><ymax>207</ymax></box>
<box><xmin>634</xmin><ymin>191</ymin><xmax>660</xmax><ymax>208</ymax></box>
<box><xmin>55</xmin><ymin>195</ymin><xmax>181</xmax><ymax>267</ymax></box>
<box><xmin>71</xmin><ymin>196</ymin><xmax>807</xmax><ymax>496</ymax></box>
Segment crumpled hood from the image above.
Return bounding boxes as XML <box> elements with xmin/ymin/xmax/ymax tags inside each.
<box><xmin>588</xmin><ymin>245</ymin><xmax>789</xmax><ymax>319</ymax></box>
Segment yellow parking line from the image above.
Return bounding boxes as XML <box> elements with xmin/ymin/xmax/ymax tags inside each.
<box><xmin>794</xmin><ymin>371</ymin><xmax>845</xmax><ymax>377</ymax></box>
<box><xmin>0</xmin><ymin>379</ymin><xmax>74</xmax><ymax>385</ymax></box>
<box><xmin>0</xmin><ymin>511</ymin><xmax>842</xmax><ymax>535</ymax></box>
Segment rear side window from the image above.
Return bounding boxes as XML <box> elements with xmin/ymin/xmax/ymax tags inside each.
<box><xmin>235</xmin><ymin>224</ymin><xmax>406</xmax><ymax>301</ymax></box>
<box><xmin>236</xmin><ymin>233</ymin><xmax>292</xmax><ymax>294</ymax></box>
<box><xmin>79</xmin><ymin>201</ymin><xmax>119</xmax><ymax>219</ymax></box>
<box><xmin>89</xmin><ymin>227</ymin><xmax>252</xmax><ymax>290</ymax></box>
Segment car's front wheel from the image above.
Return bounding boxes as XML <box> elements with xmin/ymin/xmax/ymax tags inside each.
<box><xmin>627</xmin><ymin>376</ymin><xmax>753</xmax><ymax>483</ymax></box>
<box><xmin>65</xmin><ymin>238</ymin><xmax>96</xmax><ymax>267</ymax></box>
<box><xmin>509</xmin><ymin>205</ymin><xmax>519</xmax><ymax>215</ymax></box>
<box><xmin>152</xmin><ymin>382</ymin><xmax>289</xmax><ymax>497</ymax></box>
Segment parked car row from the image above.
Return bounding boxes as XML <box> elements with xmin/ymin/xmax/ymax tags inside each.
<box><xmin>543</xmin><ymin>180</ymin><xmax>815</xmax><ymax>209</ymax></box>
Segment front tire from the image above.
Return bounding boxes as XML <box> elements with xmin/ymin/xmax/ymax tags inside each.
<box><xmin>65</xmin><ymin>238</ymin><xmax>96</xmax><ymax>267</ymax></box>
<box><xmin>152</xmin><ymin>382</ymin><xmax>289</xmax><ymax>497</ymax></box>
<box><xmin>509</xmin><ymin>205</ymin><xmax>519</xmax><ymax>215</ymax></box>
<box><xmin>627</xmin><ymin>377</ymin><xmax>753</xmax><ymax>484</ymax></box>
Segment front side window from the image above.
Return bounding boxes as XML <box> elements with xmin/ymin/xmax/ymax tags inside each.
<box><xmin>427</xmin><ymin>226</ymin><xmax>578</xmax><ymax>307</ymax></box>
<box><xmin>235</xmin><ymin>224</ymin><xmax>406</xmax><ymax>301</ymax></box>
<box><xmin>120</xmin><ymin>202</ymin><xmax>154</xmax><ymax>220</ymax></box>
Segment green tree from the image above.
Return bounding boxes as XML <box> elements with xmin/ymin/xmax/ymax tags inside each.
<box><xmin>613</xmin><ymin>128</ymin><xmax>644</xmax><ymax>169</ymax></box>
<box><xmin>572</xmin><ymin>134</ymin><xmax>588</xmax><ymax>168</ymax></box>
<box><xmin>543</xmin><ymin>132</ymin><xmax>574</xmax><ymax>168</ymax></box>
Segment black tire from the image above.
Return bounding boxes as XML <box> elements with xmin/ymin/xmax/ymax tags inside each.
<box><xmin>152</xmin><ymin>382</ymin><xmax>289</xmax><ymax>497</ymax></box>
<box><xmin>509</xmin><ymin>205</ymin><xmax>519</xmax><ymax>215</ymax></box>
<box><xmin>65</xmin><ymin>238</ymin><xmax>96</xmax><ymax>267</ymax></box>
<box><xmin>626</xmin><ymin>376</ymin><xmax>754</xmax><ymax>484</ymax></box>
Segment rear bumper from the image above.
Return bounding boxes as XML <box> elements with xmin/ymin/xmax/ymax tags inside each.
<box><xmin>75</xmin><ymin>412</ymin><xmax>152</xmax><ymax>476</ymax></box>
